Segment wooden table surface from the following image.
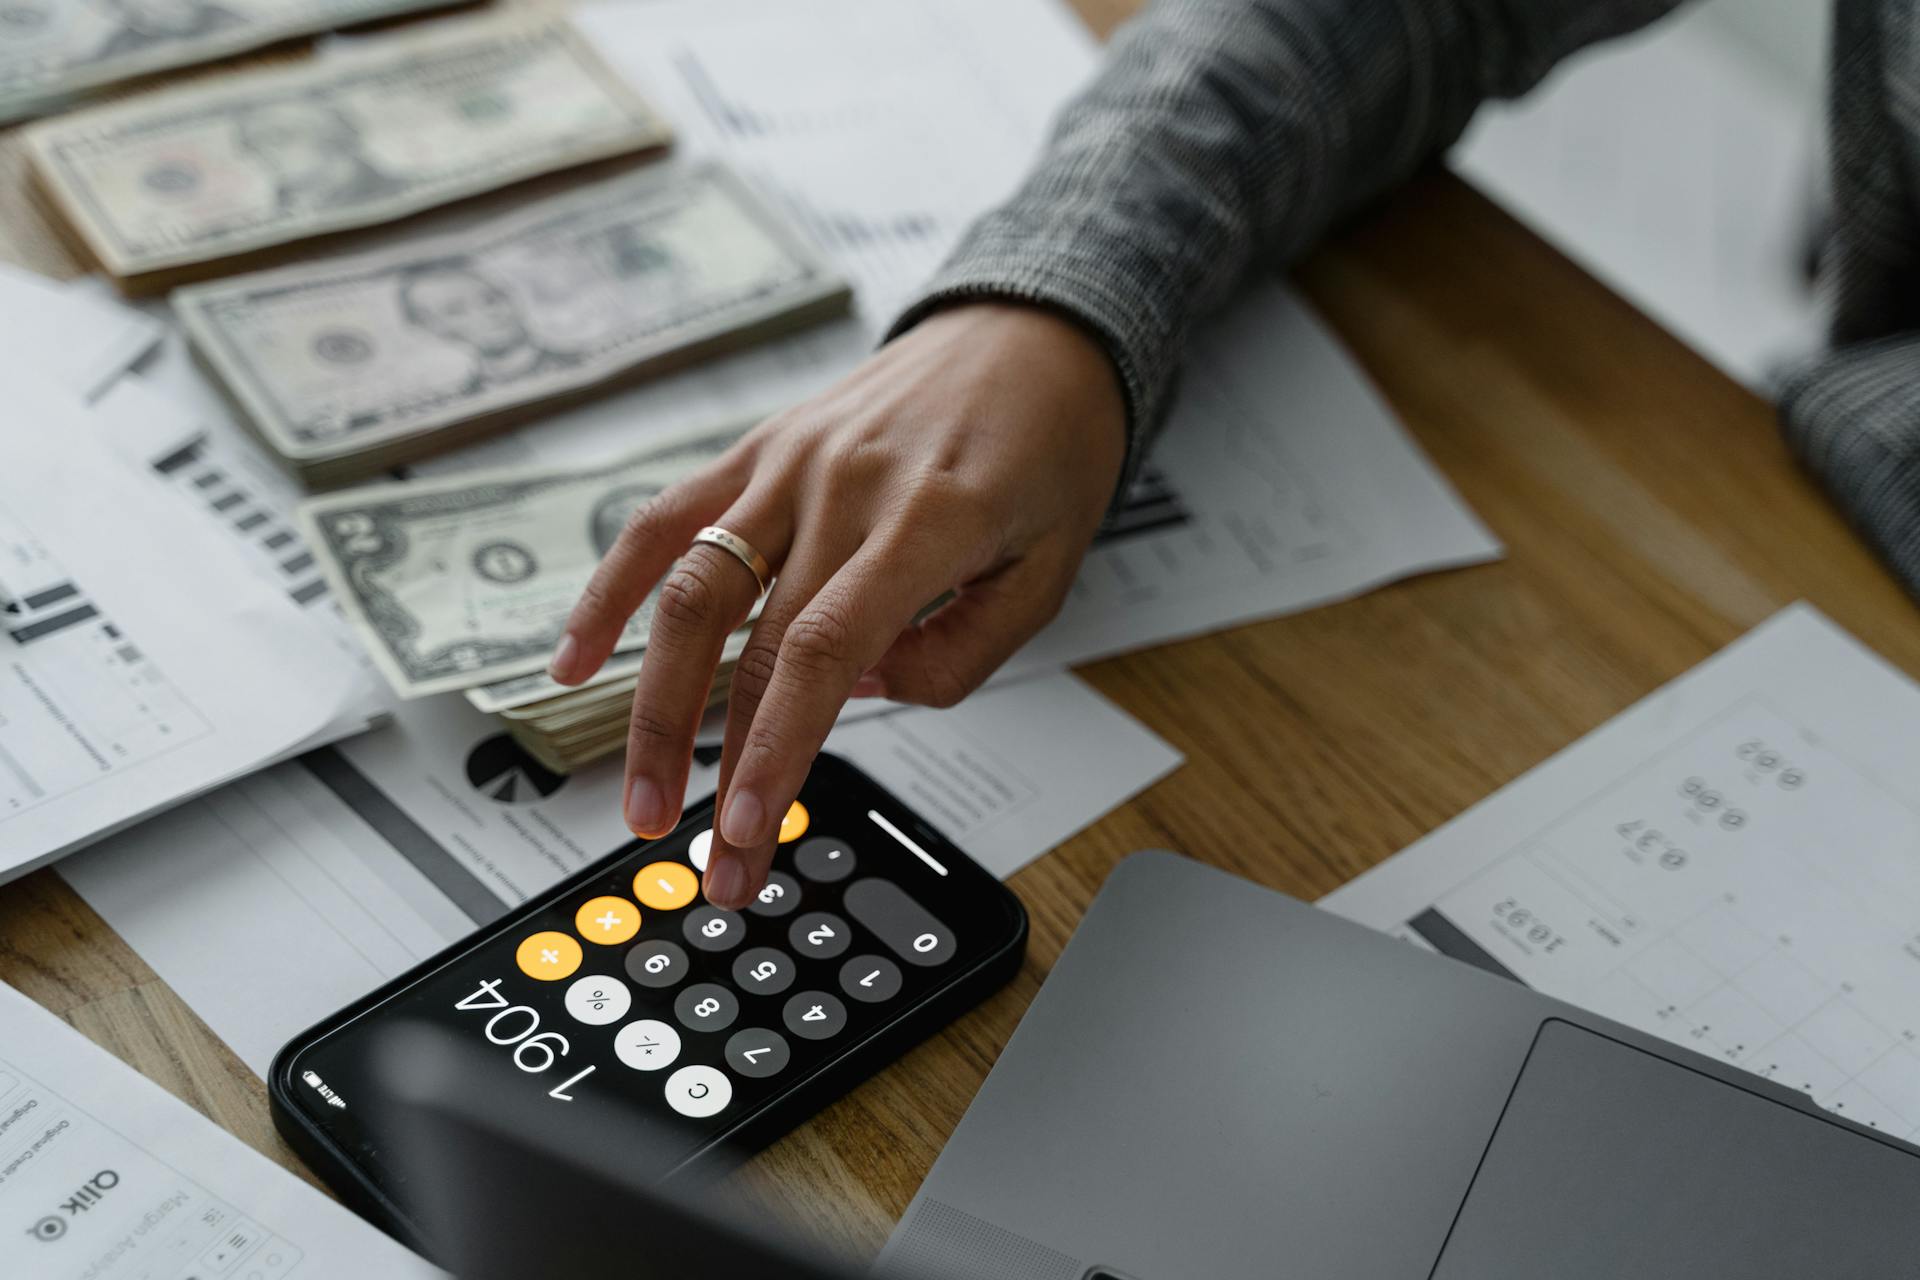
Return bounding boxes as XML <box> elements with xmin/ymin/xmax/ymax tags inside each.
<box><xmin>4</xmin><ymin>0</ymin><xmax>1918</xmax><ymax>1266</ymax></box>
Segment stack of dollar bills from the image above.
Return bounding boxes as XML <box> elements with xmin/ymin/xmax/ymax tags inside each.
<box><xmin>300</xmin><ymin>421</ymin><xmax>758</xmax><ymax>774</ymax></box>
<box><xmin>24</xmin><ymin>12</ymin><xmax>673</xmax><ymax>292</ymax></box>
<box><xmin>175</xmin><ymin>159</ymin><xmax>851</xmax><ymax>484</ymax></box>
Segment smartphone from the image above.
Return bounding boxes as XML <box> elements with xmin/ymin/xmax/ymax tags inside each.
<box><xmin>269</xmin><ymin>753</ymin><xmax>1028</xmax><ymax>1241</ymax></box>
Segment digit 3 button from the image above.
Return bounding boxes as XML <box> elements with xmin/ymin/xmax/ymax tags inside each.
<box><xmin>664</xmin><ymin>1064</ymin><xmax>731</xmax><ymax>1119</ymax></box>
<box><xmin>674</xmin><ymin>982</ymin><xmax>740</xmax><ymax>1032</ymax></box>
<box><xmin>613</xmin><ymin>1019</ymin><xmax>681</xmax><ymax>1072</ymax></box>
<box><xmin>724</xmin><ymin>1028</ymin><xmax>791</xmax><ymax>1079</ymax></box>
<box><xmin>514</xmin><ymin>931</ymin><xmax>582</xmax><ymax>981</ymax></box>
<box><xmin>838</xmin><ymin>955</ymin><xmax>902</xmax><ymax>1004</ymax></box>
<box><xmin>624</xmin><ymin>939</ymin><xmax>688</xmax><ymax>989</ymax></box>
<box><xmin>732</xmin><ymin>946</ymin><xmax>796</xmax><ymax>996</ymax></box>
<box><xmin>781</xmin><ymin>991</ymin><xmax>847</xmax><ymax>1041</ymax></box>
<box><xmin>683</xmin><ymin>905</ymin><xmax>746</xmax><ymax>952</ymax></box>
<box><xmin>563</xmin><ymin>974</ymin><xmax>632</xmax><ymax>1025</ymax></box>
<box><xmin>789</xmin><ymin>911</ymin><xmax>851</xmax><ymax>960</ymax></box>
<box><xmin>794</xmin><ymin>837</ymin><xmax>855</xmax><ymax>883</ymax></box>
<box><xmin>573</xmin><ymin>895</ymin><xmax>640</xmax><ymax>946</ymax></box>
<box><xmin>746</xmin><ymin>870</ymin><xmax>801</xmax><ymax>918</ymax></box>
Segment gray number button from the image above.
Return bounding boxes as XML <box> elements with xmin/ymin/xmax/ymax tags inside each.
<box><xmin>794</xmin><ymin>837</ymin><xmax>855</xmax><ymax>883</ymax></box>
<box><xmin>683</xmin><ymin>905</ymin><xmax>746</xmax><ymax>952</ymax></box>
<box><xmin>674</xmin><ymin>982</ymin><xmax>739</xmax><ymax>1032</ymax></box>
<box><xmin>781</xmin><ymin>991</ymin><xmax>848</xmax><ymax>1041</ymax></box>
<box><xmin>843</xmin><ymin>878</ymin><xmax>955</xmax><ymax>966</ymax></box>
<box><xmin>733</xmin><ymin>947</ymin><xmax>796</xmax><ymax>996</ymax></box>
<box><xmin>747</xmin><ymin>870</ymin><xmax>801</xmax><ymax>918</ymax></box>
<box><xmin>789</xmin><ymin>911</ymin><xmax>851</xmax><ymax>960</ymax></box>
<box><xmin>838</xmin><ymin>955</ymin><xmax>902</xmax><ymax>1004</ymax></box>
<box><xmin>725</xmin><ymin>1028</ymin><xmax>791</xmax><ymax>1079</ymax></box>
<box><xmin>624</xmin><ymin>939</ymin><xmax>688</xmax><ymax>989</ymax></box>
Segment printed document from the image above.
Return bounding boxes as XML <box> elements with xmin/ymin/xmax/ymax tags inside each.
<box><xmin>0</xmin><ymin>981</ymin><xmax>437</xmax><ymax>1278</ymax></box>
<box><xmin>0</xmin><ymin>264</ymin><xmax>159</xmax><ymax>401</ymax></box>
<box><xmin>1326</xmin><ymin>605</ymin><xmax>1920</xmax><ymax>1141</ymax></box>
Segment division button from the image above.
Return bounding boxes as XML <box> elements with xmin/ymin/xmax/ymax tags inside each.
<box><xmin>514</xmin><ymin>931</ymin><xmax>582</xmax><ymax>981</ymax></box>
<box><xmin>794</xmin><ymin>837</ymin><xmax>855</xmax><ymax>883</ymax></box>
<box><xmin>573</xmin><ymin>896</ymin><xmax>641</xmax><ymax>946</ymax></box>
<box><xmin>613</xmin><ymin>1019</ymin><xmax>681</xmax><ymax>1072</ymax></box>
<box><xmin>733</xmin><ymin>947</ymin><xmax>796</xmax><ymax>996</ymax></box>
<box><xmin>634</xmin><ymin>861</ymin><xmax>699</xmax><ymax>911</ymax></box>
<box><xmin>778</xmin><ymin>800</ymin><xmax>810</xmax><ymax>843</ymax></box>
<box><xmin>684</xmin><ymin>905</ymin><xmax>746</xmax><ymax>952</ymax></box>
<box><xmin>789</xmin><ymin>911</ymin><xmax>851</xmax><ymax>960</ymax></box>
<box><xmin>564</xmin><ymin>974</ymin><xmax>632</xmax><ymax>1025</ymax></box>
<box><xmin>664</xmin><ymin>1065</ymin><xmax>731</xmax><ymax>1119</ymax></box>
<box><xmin>838</xmin><ymin>955</ymin><xmax>903</xmax><ymax>1004</ymax></box>
<box><xmin>746</xmin><ymin>870</ymin><xmax>801</xmax><ymax>918</ymax></box>
<box><xmin>725</xmin><ymin>1028</ymin><xmax>791</xmax><ymax>1079</ymax></box>
<box><xmin>675</xmin><ymin>982</ymin><xmax>740</xmax><ymax>1032</ymax></box>
<box><xmin>782</xmin><ymin>991</ymin><xmax>848</xmax><ymax>1041</ymax></box>
<box><xmin>843</xmin><ymin>878</ymin><xmax>956</xmax><ymax>967</ymax></box>
<box><xmin>625</xmin><ymin>939</ymin><xmax>689</xmax><ymax>989</ymax></box>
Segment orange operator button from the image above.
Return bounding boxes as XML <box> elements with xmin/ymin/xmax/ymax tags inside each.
<box><xmin>575</xmin><ymin>896</ymin><xmax>641</xmax><ymax>945</ymax></box>
<box><xmin>778</xmin><ymin>800</ymin><xmax>809</xmax><ymax>843</ymax></box>
<box><xmin>634</xmin><ymin>861</ymin><xmax>699</xmax><ymax>911</ymax></box>
<box><xmin>516</xmin><ymin>931</ymin><xmax>583</xmax><ymax>981</ymax></box>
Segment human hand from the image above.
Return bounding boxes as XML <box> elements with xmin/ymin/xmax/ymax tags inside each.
<box><xmin>550</xmin><ymin>302</ymin><xmax>1127</xmax><ymax>907</ymax></box>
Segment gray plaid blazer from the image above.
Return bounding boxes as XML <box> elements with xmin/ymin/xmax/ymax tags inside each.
<box><xmin>896</xmin><ymin>0</ymin><xmax>1920</xmax><ymax>594</ymax></box>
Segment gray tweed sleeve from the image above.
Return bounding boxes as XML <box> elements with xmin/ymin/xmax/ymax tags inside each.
<box><xmin>891</xmin><ymin>0</ymin><xmax>1683</xmax><ymax>499</ymax></box>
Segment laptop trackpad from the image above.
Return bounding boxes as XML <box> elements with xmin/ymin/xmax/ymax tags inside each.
<box><xmin>1432</xmin><ymin>1020</ymin><xmax>1920</xmax><ymax>1278</ymax></box>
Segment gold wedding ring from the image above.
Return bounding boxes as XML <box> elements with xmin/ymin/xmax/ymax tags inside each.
<box><xmin>690</xmin><ymin>526</ymin><xmax>772</xmax><ymax>595</ymax></box>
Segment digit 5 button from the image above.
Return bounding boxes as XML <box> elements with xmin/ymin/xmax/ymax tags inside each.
<box><xmin>664</xmin><ymin>1065</ymin><xmax>731</xmax><ymax>1119</ymax></box>
<box><xmin>515</xmin><ymin>931</ymin><xmax>582</xmax><ymax>981</ymax></box>
<box><xmin>634</xmin><ymin>861</ymin><xmax>698</xmax><ymax>911</ymax></box>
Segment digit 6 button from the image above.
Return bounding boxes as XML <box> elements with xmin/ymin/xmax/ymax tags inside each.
<box><xmin>782</xmin><ymin>991</ymin><xmax>847</xmax><ymax>1041</ymax></box>
<box><xmin>674</xmin><ymin>982</ymin><xmax>740</xmax><ymax>1032</ymax></box>
<box><xmin>789</xmin><ymin>911</ymin><xmax>850</xmax><ymax>960</ymax></box>
<box><xmin>683</xmin><ymin>905</ymin><xmax>746</xmax><ymax>952</ymax></box>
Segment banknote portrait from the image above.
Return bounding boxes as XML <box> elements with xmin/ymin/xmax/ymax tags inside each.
<box><xmin>92</xmin><ymin>0</ymin><xmax>243</xmax><ymax>60</ymax></box>
<box><xmin>236</xmin><ymin>98</ymin><xmax>407</xmax><ymax>213</ymax></box>
<box><xmin>397</xmin><ymin>260</ymin><xmax>579</xmax><ymax>390</ymax></box>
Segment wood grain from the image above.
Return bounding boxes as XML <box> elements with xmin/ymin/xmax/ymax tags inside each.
<box><xmin>3</xmin><ymin>0</ymin><xmax>1917</xmax><ymax>1267</ymax></box>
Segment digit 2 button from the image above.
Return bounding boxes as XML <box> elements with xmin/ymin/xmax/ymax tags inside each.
<box><xmin>789</xmin><ymin>911</ymin><xmax>850</xmax><ymax>960</ymax></box>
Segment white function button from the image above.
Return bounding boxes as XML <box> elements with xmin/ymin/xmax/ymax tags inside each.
<box><xmin>613</xmin><ymin>1019</ymin><xmax>682</xmax><ymax>1072</ymax></box>
<box><xmin>564</xmin><ymin>975</ymin><xmax>631</xmax><ymax>1026</ymax></box>
<box><xmin>664</xmin><ymin>1064</ymin><xmax>732</xmax><ymax>1119</ymax></box>
<box><xmin>688</xmin><ymin>828</ymin><xmax>713</xmax><ymax>872</ymax></box>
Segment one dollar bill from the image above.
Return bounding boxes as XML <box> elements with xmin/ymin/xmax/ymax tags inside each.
<box><xmin>0</xmin><ymin>0</ymin><xmax>463</xmax><ymax>125</ymax></box>
<box><xmin>25</xmin><ymin>11</ymin><xmax>671</xmax><ymax>286</ymax></box>
<box><xmin>298</xmin><ymin>419</ymin><xmax>753</xmax><ymax>699</ymax></box>
<box><xmin>176</xmin><ymin>160</ymin><xmax>850</xmax><ymax>484</ymax></box>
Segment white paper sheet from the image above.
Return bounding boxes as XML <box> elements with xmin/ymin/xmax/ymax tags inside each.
<box><xmin>1324</xmin><ymin>605</ymin><xmax>1920</xmax><ymax>1141</ymax></box>
<box><xmin>0</xmin><ymin>265</ymin><xmax>159</xmax><ymax>402</ymax></box>
<box><xmin>0</xmin><ymin>982</ymin><xmax>438</xmax><ymax>1278</ymax></box>
<box><xmin>0</xmin><ymin>390</ymin><xmax>361</xmax><ymax>879</ymax></box>
<box><xmin>63</xmin><ymin>672</ymin><xmax>1179</xmax><ymax>1077</ymax></box>
<box><xmin>1455</xmin><ymin>1</ymin><xmax>1827</xmax><ymax>392</ymax></box>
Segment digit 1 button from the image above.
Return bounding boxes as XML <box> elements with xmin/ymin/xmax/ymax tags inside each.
<box><xmin>842</xmin><ymin>878</ymin><xmax>955</xmax><ymax>967</ymax></box>
<box><xmin>794</xmin><ymin>837</ymin><xmax>855</xmax><ymax>883</ymax></box>
<box><xmin>664</xmin><ymin>1065</ymin><xmax>731</xmax><ymax>1119</ymax></box>
<box><xmin>732</xmin><ymin>947</ymin><xmax>796</xmax><ymax>996</ymax></box>
<box><xmin>725</xmin><ymin>1028</ymin><xmax>791</xmax><ymax>1079</ymax></box>
<box><xmin>683</xmin><ymin>906</ymin><xmax>746</xmax><ymax>952</ymax></box>
<box><xmin>838</xmin><ymin>955</ymin><xmax>902</xmax><ymax>1004</ymax></box>
<box><xmin>574</xmin><ymin>895</ymin><xmax>640</xmax><ymax>945</ymax></box>
<box><xmin>789</xmin><ymin>911</ymin><xmax>851</xmax><ymax>960</ymax></box>
<box><xmin>674</xmin><ymin>982</ymin><xmax>740</xmax><ymax>1032</ymax></box>
<box><xmin>564</xmin><ymin>974</ymin><xmax>631</xmax><ymax>1025</ymax></box>
<box><xmin>746</xmin><ymin>870</ymin><xmax>800</xmax><ymax>918</ymax></box>
<box><xmin>515</xmin><ymin>931</ymin><xmax>582</xmax><ymax>981</ymax></box>
<box><xmin>778</xmin><ymin>800</ymin><xmax>809</xmax><ymax>843</ymax></box>
<box><xmin>613</xmin><ymin>1019</ymin><xmax>681</xmax><ymax>1072</ymax></box>
<box><xmin>624</xmin><ymin>939</ymin><xmax>688</xmax><ymax>989</ymax></box>
<box><xmin>634</xmin><ymin>861</ymin><xmax>698</xmax><ymax>911</ymax></box>
<box><xmin>782</xmin><ymin>991</ymin><xmax>847</xmax><ymax>1041</ymax></box>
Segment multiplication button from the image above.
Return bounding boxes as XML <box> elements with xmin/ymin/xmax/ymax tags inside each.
<box><xmin>795</xmin><ymin>837</ymin><xmax>855</xmax><ymax>883</ymax></box>
<box><xmin>625</xmin><ymin>939</ymin><xmax>688</xmax><ymax>989</ymax></box>
<box><xmin>684</xmin><ymin>906</ymin><xmax>746</xmax><ymax>952</ymax></box>
<box><xmin>664</xmin><ymin>1065</ymin><xmax>731</xmax><ymax>1119</ymax></box>
<box><xmin>564</xmin><ymin>975</ymin><xmax>631</xmax><ymax>1025</ymax></box>
<box><xmin>782</xmin><ymin>991</ymin><xmax>847</xmax><ymax>1041</ymax></box>
<box><xmin>838</xmin><ymin>955</ymin><xmax>902</xmax><ymax>1004</ymax></box>
<box><xmin>675</xmin><ymin>982</ymin><xmax>739</xmax><ymax>1032</ymax></box>
<box><xmin>725</xmin><ymin>1028</ymin><xmax>791</xmax><ymax>1079</ymax></box>
<box><xmin>789</xmin><ymin>912</ymin><xmax>850</xmax><ymax>960</ymax></box>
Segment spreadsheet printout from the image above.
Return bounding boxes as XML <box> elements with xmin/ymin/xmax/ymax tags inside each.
<box><xmin>1325</xmin><ymin>605</ymin><xmax>1920</xmax><ymax>1141</ymax></box>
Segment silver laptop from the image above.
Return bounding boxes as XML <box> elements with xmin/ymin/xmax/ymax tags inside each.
<box><xmin>880</xmin><ymin>851</ymin><xmax>1920</xmax><ymax>1280</ymax></box>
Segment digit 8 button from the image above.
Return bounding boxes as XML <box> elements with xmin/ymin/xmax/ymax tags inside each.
<box><xmin>634</xmin><ymin>861</ymin><xmax>698</xmax><ymax>911</ymax></box>
<box><xmin>515</xmin><ymin>931</ymin><xmax>582</xmax><ymax>981</ymax></box>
